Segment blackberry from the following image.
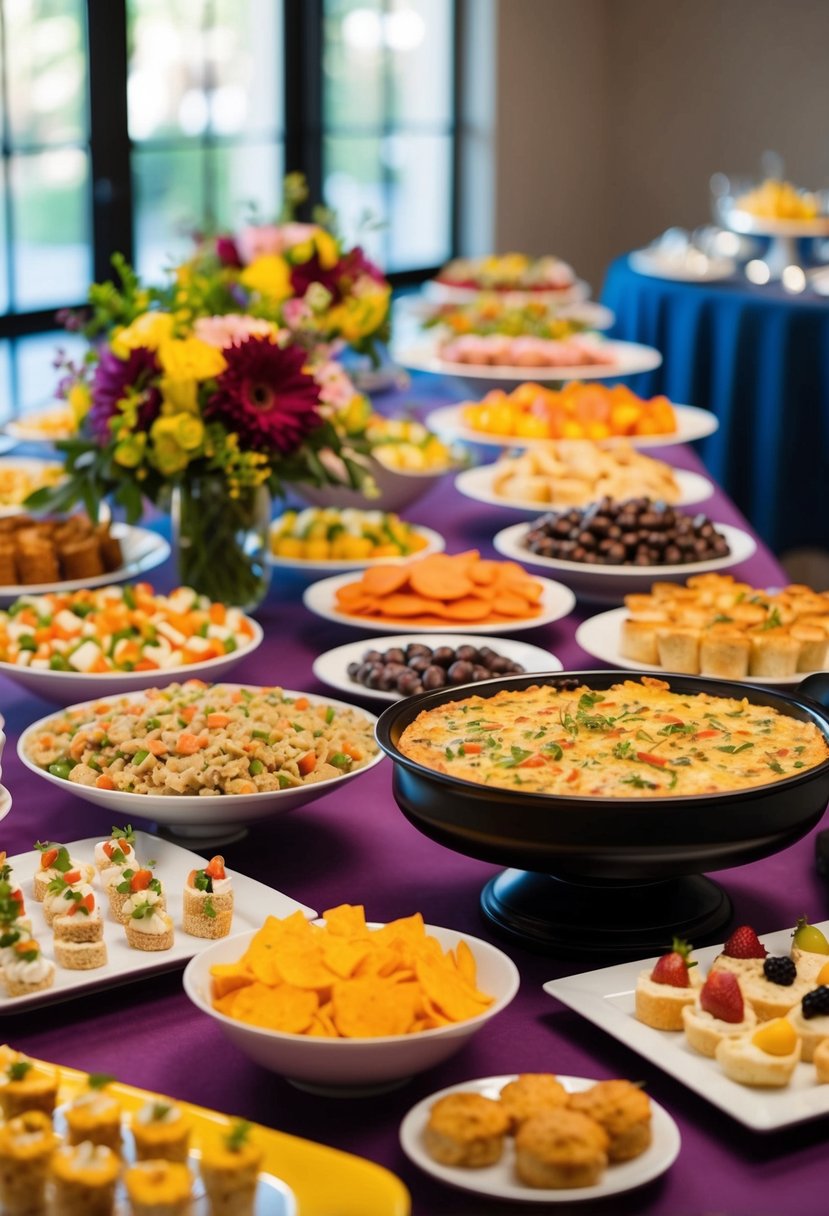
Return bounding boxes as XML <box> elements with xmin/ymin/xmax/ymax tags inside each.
<box><xmin>763</xmin><ymin>956</ymin><xmax>797</xmax><ymax>986</ymax></box>
<box><xmin>801</xmin><ymin>985</ymin><xmax>829</xmax><ymax>1020</ymax></box>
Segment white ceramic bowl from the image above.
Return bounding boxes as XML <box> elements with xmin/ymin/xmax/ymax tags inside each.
<box><xmin>293</xmin><ymin>455</ymin><xmax>456</xmax><ymax>514</ymax></box>
<box><xmin>0</xmin><ymin>616</ymin><xmax>264</xmax><ymax>702</ymax></box>
<box><xmin>183</xmin><ymin>923</ymin><xmax>520</xmax><ymax>1095</ymax></box>
<box><xmin>268</xmin><ymin>520</ymin><xmax>445</xmax><ymax>580</ymax></box>
<box><xmin>17</xmin><ymin>687</ymin><xmax>383</xmax><ymax>831</ymax></box>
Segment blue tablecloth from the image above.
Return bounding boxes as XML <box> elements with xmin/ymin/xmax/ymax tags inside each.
<box><xmin>601</xmin><ymin>254</ymin><xmax>829</xmax><ymax>556</ymax></box>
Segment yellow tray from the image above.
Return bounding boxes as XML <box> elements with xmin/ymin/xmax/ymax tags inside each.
<box><xmin>45</xmin><ymin>1058</ymin><xmax>411</xmax><ymax>1216</ymax></box>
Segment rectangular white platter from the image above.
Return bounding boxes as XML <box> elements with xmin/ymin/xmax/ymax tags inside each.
<box><xmin>0</xmin><ymin>831</ymin><xmax>317</xmax><ymax>1013</ymax></box>
<box><xmin>544</xmin><ymin>920</ymin><xmax>829</xmax><ymax>1132</ymax></box>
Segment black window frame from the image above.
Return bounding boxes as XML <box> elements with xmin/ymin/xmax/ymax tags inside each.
<box><xmin>0</xmin><ymin>0</ymin><xmax>460</xmax><ymax>349</ymax></box>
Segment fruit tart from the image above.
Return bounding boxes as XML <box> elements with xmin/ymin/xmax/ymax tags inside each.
<box><xmin>682</xmin><ymin>970</ymin><xmax>757</xmax><ymax>1057</ymax></box>
<box><xmin>790</xmin><ymin>917</ymin><xmax>829</xmax><ymax>982</ymax></box>
<box><xmin>635</xmin><ymin>938</ymin><xmax>701</xmax><ymax>1030</ymax></box>
<box><xmin>785</xmin><ymin>986</ymin><xmax>829</xmax><ymax>1061</ymax></box>
<box><xmin>740</xmin><ymin>955</ymin><xmax>812</xmax><ymax>1021</ymax></box>
<box><xmin>715</xmin><ymin>1018</ymin><xmax>801</xmax><ymax>1087</ymax></box>
<box><xmin>710</xmin><ymin>925</ymin><xmax>767</xmax><ymax>981</ymax></box>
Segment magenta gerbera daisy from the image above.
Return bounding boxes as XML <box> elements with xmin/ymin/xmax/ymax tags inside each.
<box><xmin>205</xmin><ymin>337</ymin><xmax>322</xmax><ymax>454</ymax></box>
<box><xmin>88</xmin><ymin>346</ymin><xmax>161</xmax><ymax>444</ymax></box>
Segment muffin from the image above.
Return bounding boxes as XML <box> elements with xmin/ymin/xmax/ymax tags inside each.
<box><xmin>423</xmin><ymin>1091</ymin><xmax>509</xmax><ymax>1168</ymax></box>
<box><xmin>498</xmin><ymin>1074</ymin><xmax>569</xmax><ymax>1131</ymax></box>
<box><xmin>568</xmin><ymin>1080</ymin><xmax>652</xmax><ymax>1162</ymax></box>
<box><xmin>514</xmin><ymin>1108</ymin><xmax>609</xmax><ymax>1189</ymax></box>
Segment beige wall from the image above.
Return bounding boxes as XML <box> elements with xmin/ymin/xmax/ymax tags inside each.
<box><xmin>493</xmin><ymin>0</ymin><xmax>829</xmax><ymax>291</ymax></box>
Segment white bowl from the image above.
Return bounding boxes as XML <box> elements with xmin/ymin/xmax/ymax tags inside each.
<box><xmin>293</xmin><ymin>455</ymin><xmax>455</xmax><ymax>514</ymax></box>
<box><xmin>268</xmin><ymin>521</ymin><xmax>445</xmax><ymax>579</ymax></box>
<box><xmin>0</xmin><ymin>618</ymin><xmax>265</xmax><ymax>703</ymax></box>
<box><xmin>183</xmin><ymin>923</ymin><xmax>520</xmax><ymax>1095</ymax></box>
<box><xmin>493</xmin><ymin>521</ymin><xmax>757</xmax><ymax>604</ymax></box>
<box><xmin>17</xmin><ymin>687</ymin><xmax>383</xmax><ymax>832</ymax></box>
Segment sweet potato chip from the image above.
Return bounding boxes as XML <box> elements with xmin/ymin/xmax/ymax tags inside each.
<box><xmin>212</xmin><ymin>905</ymin><xmax>495</xmax><ymax>1039</ymax></box>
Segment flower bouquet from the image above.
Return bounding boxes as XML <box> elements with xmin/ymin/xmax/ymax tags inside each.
<box><xmin>35</xmin><ymin>177</ymin><xmax>391</xmax><ymax>610</ymax></box>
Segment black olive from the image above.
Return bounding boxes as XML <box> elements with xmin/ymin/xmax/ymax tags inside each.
<box><xmin>384</xmin><ymin>647</ymin><xmax>406</xmax><ymax>665</ymax></box>
<box><xmin>447</xmin><ymin>660</ymin><xmax>475</xmax><ymax>683</ymax></box>
<box><xmin>487</xmin><ymin>656</ymin><xmax>511</xmax><ymax>673</ymax></box>
<box><xmin>408</xmin><ymin>655</ymin><xmax>431</xmax><ymax>674</ymax></box>
<box><xmin>406</xmin><ymin>643</ymin><xmax>432</xmax><ymax>659</ymax></box>
<box><xmin>395</xmin><ymin>671</ymin><xmax>423</xmax><ymax>696</ymax></box>
<box><xmin>362</xmin><ymin>649</ymin><xmax>384</xmax><ymax>664</ymax></box>
<box><xmin>430</xmin><ymin>646</ymin><xmax>456</xmax><ymax>668</ymax></box>
<box><xmin>422</xmin><ymin>665</ymin><xmax>447</xmax><ymax>689</ymax></box>
<box><xmin>471</xmin><ymin>665</ymin><xmax>492</xmax><ymax>680</ymax></box>
<box><xmin>454</xmin><ymin>644</ymin><xmax>479</xmax><ymax>662</ymax></box>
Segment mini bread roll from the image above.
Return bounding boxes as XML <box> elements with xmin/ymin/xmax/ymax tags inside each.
<box><xmin>620</xmin><ymin>617</ymin><xmax>666</xmax><ymax>665</ymax></box>
<box><xmin>423</xmin><ymin>1092</ymin><xmax>509</xmax><ymax>1168</ymax></box>
<box><xmin>514</xmin><ymin>1108</ymin><xmax>608</xmax><ymax>1189</ymax></box>
<box><xmin>699</xmin><ymin>630</ymin><xmax>750</xmax><ymax>679</ymax></box>
<box><xmin>748</xmin><ymin>630</ymin><xmax>801</xmax><ymax>678</ymax></box>
<box><xmin>790</xmin><ymin>624</ymin><xmax>829</xmax><ymax>673</ymax></box>
<box><xmin>568</xmin><ymin>1079</ymin><xmax>652</xmax><ymax>1162</ymax></box>
<box><xmin>498</xmin><ymin>1074</ymin><xmax>569</xmax><ymax>1131</ymax></box>
<box><xmin>59</xmin><ymin>538</ymin><xmax>104</xmax><ymax>580</ymax></box>
<box><xmin>656</xmin><ymin>627</ymin><xmax>701</xmax><ymax>674</ymax></box>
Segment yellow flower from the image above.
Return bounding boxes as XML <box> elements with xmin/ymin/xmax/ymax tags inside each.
<box><xmin>160</xmin><ymin>376</ymin><xmax>199</xmax><ymax>415</ymax></box>
<box><xmin>149</xmin><ymin>416</ymin><xmax>191</xmax><ymax>476</ymax></box>
<box><xmin>67</xmin><ymin>382</ymin><xmax>91</xmax><ymax>425</ymax></box>
<box><xmin>113</xmin><ymin>434</ymin><xmax>147</xmax><ymax>468</ymax></box>
<box><xmin>158</xmin><ymin>337</ymin><xmax>227</xmax><ymax>383</ymax></box>
<box><xmin>110</xmin><ymin>311</ymin><xmax>176</xmax><ymax>358</ymax></box>
<box><xmin>239</xmin><ymin>255</ymin><xmax>292</xmax><ymax>302</ymax></box>
<box><xmin>169</xmin><ymin>412</ymin><xmax>204</xmax><ymax>452</ymax></box>
<box><xmin>314</xmin><ymin>230</ymin><xmax>339</xmax><ymax>269</ymax></box>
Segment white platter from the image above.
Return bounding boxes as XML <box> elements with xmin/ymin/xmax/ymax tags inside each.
<box><xmin>0</xmin><ymin>783</ymin><xmax>10</xmax><ymax>825</ymax></box>
<box><xmin>312</xmin><ymin>633</ymin><xmax>562</xmax><ymax>703</ymax></box>
<box><xmin>426</xmin><ymin>403</ymin><xmax>719</xmax><ymax>451</ymax></box>
<box><xmin>0</xmin><ymin>522</ymin><xmax>170</xmax><ymax>606</ymax></box>
<box><xmin>628</xmin><ymin>249</ymin><xmax>737</xmax><ymax>282</ymax></box>
<box><xmin>17</xmin><ymin>688</ymin><xmax>383</xmax><ymax>829</ymax></box>
<box><xmin>396</xmin><ymin>339</ymin><xmax>663</xmax><ymax>384</ymax></box>
<box><xmin>396</xmin><ymin>294</ymin><xmax>615</xmax><ymax>331</ymax></box>
<box><xmin>0</xmin><ymin>456</ymin><xmax>66</xmax><ymax>516</ymax></box>
<box><xmin>302</xmin><ymin>571</ymin><xmax>576</xmax><ymax>635</ymax></box>
<box><xmin>544</xmin><ymin>920</ymin><xmax>829</xmax><ymax>1132</ymax></box>
<box><xmin>268</xmin><ymin>522</ymin><xmax>445</xmax><ymax>576</ymax></box>
<box><xmin>423</xmin><ymin>278</ymin><xmax>592</xmax><ymax>307</ymax></box>
<box><xmin>0</xmin><ymin>831</ymin><xmax>316</xmax><ymax>1013</ymax></box>
<box><xmin>720</xmin><ymin>207</ymin><xmax>829</xmax><ymax>238</ymax></box>
<box><xmin>399</xmin><ymin>1073</ymin><xmax>680</xmax><ymax>1202</ymax></box>
<box><xmin>0</xmin><ymin>616</ymin><xmax>264</xmax><ymax>703</ymax></box>
<box><xmin>5</xmin><ymin>405</ymin><xmax>75</xmax><ymax>444</ymax></box>
<box><xmin>575</xmin><ymin>605</ymin><xmax>803</xmax><ymax>685</ymax></box>
<box><xmin>454</xmin><ymin>464</ymin><xmax>715</xmax><ymax>513</ymax></box>
<box><xmin>494</xmin><ymin>522</ymin><xmax>757</xmax><ymax>604</ymax></box>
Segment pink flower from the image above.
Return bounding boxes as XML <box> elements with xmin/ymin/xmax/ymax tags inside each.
<box><xmin>314</xmin><ymin>360</ymin><xmax>359</xmax><ymax>410</ymax></box>
<box><xmin>281</xmin><ymin>297</ymin><xmax>313</xmax><ymax>330</ymax></box>
<box><xmin>205</xmin><ymin>337</ymin><xmax>322</xmax><ymax>455</ymax></box>
<box><xmin>236</xmin><ymin>222</ymin><xmax>321</xmax><ymax>264</ymax></box>
<box><xmin>193</xmin><ymin>314</ymin><xmax>281</xmax><ymax>349</ymax></box>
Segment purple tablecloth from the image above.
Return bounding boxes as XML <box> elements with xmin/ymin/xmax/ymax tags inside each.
<box><xmin>2</xmin><ymin>378</ymin><xmax>827</xmax><ymax>1216</ymax></box>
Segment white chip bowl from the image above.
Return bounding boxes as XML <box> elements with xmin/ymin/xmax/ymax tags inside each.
<box><xmin>183</xmin><ymin>923</ymin><xmax>520</xmax><ymax>1096</ymax></box>
<box><xmin>0</xmin><ymin>617</ymin><xmax>265</xmax><ymax>703</ymax></box>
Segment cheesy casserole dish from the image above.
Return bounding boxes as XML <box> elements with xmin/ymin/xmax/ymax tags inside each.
<box><xmin>397</xmin><ymin>677</ymin><xmax>829</xmax><ymax>797</ymax></box>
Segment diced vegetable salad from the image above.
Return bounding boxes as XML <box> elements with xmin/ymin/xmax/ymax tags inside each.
<box><xmin>0</xmin><ymin>584</ymin><xmax>257</xmax><ymax>674</ymax></box>
<box><xmin>270</xmin><ymin>508</ymin><xmax>431</xmax><ymax>562</ymax></box>
<box><xmin>25</xmin><ymin>681</ymin><xmax>377</xmax><ymax>796</ymax></box>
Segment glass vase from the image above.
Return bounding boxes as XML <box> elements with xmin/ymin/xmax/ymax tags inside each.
<box><xmin>171</xmin><ymin>475</ymin><xmax>271</xmax><ymax>611</ymax></box>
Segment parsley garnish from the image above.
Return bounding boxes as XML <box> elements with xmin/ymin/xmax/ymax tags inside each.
<box><xmin>7</xmin><ymin>1061</ymin><xmax>32</xmax><ymax>1081</ymax></box>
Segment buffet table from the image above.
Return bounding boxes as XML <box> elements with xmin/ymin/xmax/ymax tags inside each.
<box><xmin>601</xmin><ymin>253</ymin><xmax>829</xmax><ymax>556</ymax></box>
<box><xmin>2</xmin><ymin>377</ymin><xmax>828</xmax><ymax>1216</ymax></box>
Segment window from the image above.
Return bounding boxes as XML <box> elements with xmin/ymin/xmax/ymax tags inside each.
<box><xmin>0</xmin><ymin>0</ymin><xmax>459</xmax><ymax>416</ymax></box>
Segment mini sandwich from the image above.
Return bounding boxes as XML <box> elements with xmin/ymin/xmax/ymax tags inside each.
<box><xmin>182</xmin><ymin>855</ymin><xmax>233</xmax><ymax>940</ymax></box>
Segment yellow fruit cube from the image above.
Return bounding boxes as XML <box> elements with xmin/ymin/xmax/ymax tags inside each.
<box><xmin>304</xmin><ymin>539</ymin><xmax>331</xmax><ymax>561</ymax></box>
<box><xmin>752</xmin><ymin>1018</ymin><xmax>799</xmax><ymax>1056</ymax></box>
<box><xmin>273</xmin><ymin>537</ymin><xmax>305</xmax><ymax>558</ymax></box>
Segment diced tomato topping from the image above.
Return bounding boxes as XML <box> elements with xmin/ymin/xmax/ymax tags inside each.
<box><xmin>205</xmin><ymin>856</ymin><xmax>226</xmax><ymax>881</ymax></box>
<box><xmin>517</xmin><ymin>754</ymin><xmax>546</xmax><ymax>768</ymax></box>
<box><xmin>637</xmin><ymin>751</ymin><xmax>667</xmax><ymax>766</ymax></box>
<box><xmin>462</xmin><ymin>743</ymin><xmax>482</xmax><ymax>755</ymax></box>
<box><xmin>130</xmin><ymin>869</ymin><xmax>153</xmax><ymax>892</ymax></box>
<box><xmin>63</xmin><ymin>870</ymin><xmax>81</xmax><ymax>884</ymax></box>
<box><xmin>40</xmin><ymin>848</ymin><xmax>58</xmax><ymax>869</ymax></box>
<box><xmin>777</xmin><ymin>748</ymin><xmax>789</xmax><ymax>757</ymax></box>
<box><xmin>693</xmin><ymin>730</ymin><xmax>720</xmax><ymax>739</ymax></box>
<box><xmin>565</xmin><ymin>769</ymin><xmax>580</xmax><ymax>783</ymax></box>
<box><xmin>68</xmin><ymin>893</ymin><xmax>95</xmax><ymax>917</ymax></box>
<box><xmin>657</xmin><ymin>715</ymin><xmax>684</xmax><ymax>724</ymax></box>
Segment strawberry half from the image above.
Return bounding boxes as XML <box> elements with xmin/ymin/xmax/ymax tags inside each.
<box><xmin>650</xmin><ymin>938</ymin><xmax>695</xmax><ymax>988</ymax></box>
<box><xmin>700</xmin><ymin>970</ymin><xmax>745</xmax><ymax>1023</ymax></box>
<box><xmin>723</xmin><ymin>925</ymin><xmax>767</xmax><ymax>959</ymax></box>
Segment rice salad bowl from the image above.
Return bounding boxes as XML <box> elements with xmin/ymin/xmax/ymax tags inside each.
<box><xmin>18</xmin><ymin>681</ymin><xmax>383</xmax><ymax>828</ymax></box>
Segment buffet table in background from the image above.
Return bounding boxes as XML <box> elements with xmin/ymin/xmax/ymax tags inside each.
<box><xmin>2</xmin><ymin>375</ymin><xmax>828</xmax><ymax>1216</ymax></box>
<box><xmin>602</xmin><ymin>254</ymin><xmax>829</xmax><ymax>557</ymax></box>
